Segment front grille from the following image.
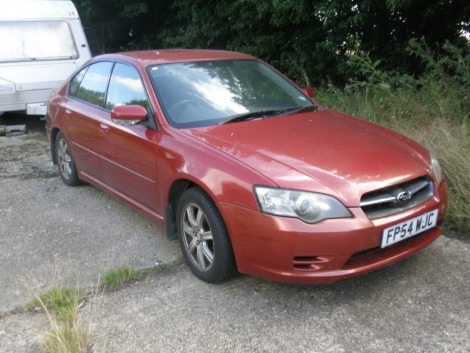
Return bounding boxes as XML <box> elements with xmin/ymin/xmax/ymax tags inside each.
<box><xmin>360</xmin><ymin>176</ymin><xmax>434</xmax><ymax>219</ymax></box>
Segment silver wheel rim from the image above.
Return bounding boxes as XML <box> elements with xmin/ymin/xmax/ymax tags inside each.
<box><xmin>181</xmin><ymin>203</ymin><xmax>214</xmax><ymax>271</ymax></box>
<box><xmin>57</xmin><ymin>138</ymin><xmax>72</xmax><ymax>180</ymax></box>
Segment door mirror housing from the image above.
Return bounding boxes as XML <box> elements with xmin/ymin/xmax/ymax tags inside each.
<box><xmin>111</xmin><ymin>105</ymin><xmax>148</xmax><ymax>126</ymax></box>
<box><xmin>302</xmin><ymin>87</ymin><xmax>315</xmax><ymax>98</ymax></box>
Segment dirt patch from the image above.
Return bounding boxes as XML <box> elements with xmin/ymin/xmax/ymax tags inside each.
<box><xmin>0</xmin><ymin>134</ymin><xmax>57</xmax><ymax>180</ymax></box>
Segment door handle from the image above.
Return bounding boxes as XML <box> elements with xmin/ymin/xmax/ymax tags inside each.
<box><xmin>100</xmin><ymin>123</ymin><xmax>110</xmax><ymax>134</ymax></box>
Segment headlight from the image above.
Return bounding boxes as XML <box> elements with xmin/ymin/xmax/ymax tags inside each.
<box><xmin>254</xmin><ymin>187</ymin><xmax>352</xmax><ymax>223</ymax></box>
<box><xmin>430</xmin><ymin>153</ymin><xmax>442</xmax><ymax>184</ymax></box>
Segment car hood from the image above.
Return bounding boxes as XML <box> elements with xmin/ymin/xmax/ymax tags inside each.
<box><xmin>184</xmin><ymin>110</ymin><xmax>431</xmax><ymax>206</ymax></box>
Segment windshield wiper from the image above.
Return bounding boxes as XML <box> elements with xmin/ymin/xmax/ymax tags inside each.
<box><xmin>220</xmin><ymin>105</ymin><xmax>318</xmax><ymax>125</ymax></box>
<box><xmin>281</xmin><ymin>105</ymin><xmax>318</xmax><ymax>116</ymax></box>
<box><xmin>220</xmin><ymin>109</ymin><xmax>286</xmax><ymax>125</ymax></box>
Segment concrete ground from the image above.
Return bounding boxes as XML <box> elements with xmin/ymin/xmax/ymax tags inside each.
<box><xmin>0</xmin><ymin>114</ymin><xmax>469</xmax><ymax>353</ymax></box>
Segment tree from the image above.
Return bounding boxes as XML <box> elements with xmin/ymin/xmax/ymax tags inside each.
<box><xmin>73</xmin><ymin>0</ymin><xmax>470</xmax><ymax>85</ymax></box>
<box><xmin>158</xmin><ymin>0</ymin><xmax>345</xmax><ymax>86</ymax></box>
<box><xmin>318</xmin><ymin>0</ymin><xmax>470</xmax><ymax>75</ymax></box>
<box><xmin>74</xmin><ymin>0</ymin><xmax>171</xmax><ymax>54</ymax></box>
<box><xmin>158</xmin><ymin>0</ymin><xmax>469</xmax><ymax>85</ymax></box>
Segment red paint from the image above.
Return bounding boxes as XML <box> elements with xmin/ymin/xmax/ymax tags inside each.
<box><xmin>46</xmin><ymin>50</ymin><xmax>448</xmax><ymax>283</ymax></box>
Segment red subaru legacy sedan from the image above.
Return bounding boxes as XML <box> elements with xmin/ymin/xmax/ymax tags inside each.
<box><xmin>46</xmin><ymin>50</ymin><xmax>448</xmax><ymax>284</ymax></box>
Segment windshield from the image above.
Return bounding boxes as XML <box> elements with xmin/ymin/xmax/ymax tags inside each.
<box><xmin>148</xmin><ymin>60</ymin><xmax>316</xmax><ymax>128</ymax></box>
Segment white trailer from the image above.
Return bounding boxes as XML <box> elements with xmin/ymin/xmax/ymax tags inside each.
<box><xmin>0</xmin><ymin>0</ymin><xmax>91</xmax><ymax>116</ymax></box>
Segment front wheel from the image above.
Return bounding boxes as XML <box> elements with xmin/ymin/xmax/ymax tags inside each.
<box><xmin>55</xmin><ymin>132</ymin><xmax>81</xmax><ymax>186</ymax></box>
<box><xmin>176</xmin><ymin>187</ymin><xmax>237</xmax><ymax>283</ymax></box>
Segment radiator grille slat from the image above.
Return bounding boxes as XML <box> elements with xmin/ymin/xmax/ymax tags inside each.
<box><xmin>360</xmin><ymin>176</ymin><xmax>434</xmax><ymax>219</ymax></box>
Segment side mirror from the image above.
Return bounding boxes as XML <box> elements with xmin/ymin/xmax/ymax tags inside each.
<box><xmin>302</xmin><ymin>87</ymin><xmax>315</xmax><ymax>98</ymax></box>
<box><xmin>111</xmin><ymin>105</ymin><xmax>148</xmax><ymax>126</ymax></box>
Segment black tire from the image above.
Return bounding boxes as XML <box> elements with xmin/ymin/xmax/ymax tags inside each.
<box><xmin>176</xmin><ymin>187</ymin><xmax>237</xmax><ymax>283</ymax></box>
<box><xmin>55</xmin><ymin>132</ymin><xmax>81</xmax><ymax>186</ymax></box>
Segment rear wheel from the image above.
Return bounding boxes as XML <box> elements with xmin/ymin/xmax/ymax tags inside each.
<box><xmin>55</xmin><ymin>132</ymin><xmax>80</xmax><ymax>186</ymax></box>
<box><xmin>176</xmin><ymin>187</ymin><xmax>237</xmax><ymax>283</ymax></box>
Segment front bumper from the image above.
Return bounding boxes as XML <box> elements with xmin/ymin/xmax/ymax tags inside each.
<box><xmin>219</xmin><ymin>179</ymin><xmax>448</xmax><ymax>284</ymax></box>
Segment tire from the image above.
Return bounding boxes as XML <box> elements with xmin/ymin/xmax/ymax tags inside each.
<box><xmin>176</xmin><ymin>187</ymin><xmax>237</xmax><ymax>283</ymax></box>
<box><xmin>55</xmin><ymin>132</ymin><xmax>81</xmax><ymax>186</ymax></box>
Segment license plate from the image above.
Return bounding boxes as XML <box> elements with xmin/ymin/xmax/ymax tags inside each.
<box><xmin>381</xmin><ymin>209</ymin><xmax>438</xmax><ymax>248</ymax></box>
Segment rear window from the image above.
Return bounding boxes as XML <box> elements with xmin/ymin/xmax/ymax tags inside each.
<box><xmin>0</xmin><ymin>21</ymin><xmax>78</xmax><ymax>62</ymax></box>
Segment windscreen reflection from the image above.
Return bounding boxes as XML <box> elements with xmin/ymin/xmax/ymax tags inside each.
<box><xmin>149</xmin><ymin>60</ymin><xmax>312</xmax><ymax>128</ymax></box>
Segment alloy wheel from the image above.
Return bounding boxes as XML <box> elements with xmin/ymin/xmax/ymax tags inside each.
<box><xmin>181</xmin><ymin>202</ymin><xmax>214</xmax><ymax>271</ymax></box>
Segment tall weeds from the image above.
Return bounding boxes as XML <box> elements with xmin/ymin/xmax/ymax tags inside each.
<box><xmin>317</xmin><ymin>40</ymin><xmax>470</xmax><ymax>229</ymax></box>
<box><xmin>29</xmin><ymin>287</ymin><xmax>90</xmax><ymax>353</ymax></box>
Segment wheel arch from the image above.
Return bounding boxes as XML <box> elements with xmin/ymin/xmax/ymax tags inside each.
<box><xmin>164</xmin><ymin>178</ymin><xmax>223</xmax><ymax>241</ymax></box>
<box><xmin>49</xmin><ymin>127</ymin><xmax>61</xmax><ymax>165</ymax></box>
<box><xmin>165</xmin><ymin>179</ymin><xmax>193</xmax><ymax>241</ymax></box>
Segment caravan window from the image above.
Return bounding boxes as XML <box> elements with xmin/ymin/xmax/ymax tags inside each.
<box><xmin>0</xmin><ymin>21</ymin><xmax>78</xmax><ymax>62</ymax></box>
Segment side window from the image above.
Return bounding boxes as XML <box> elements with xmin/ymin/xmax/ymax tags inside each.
<box><xmin>69</xmin><ymin>66</ymin><xmax>88</xmax><ymax>97</ymax></box>
<box><xmin>106</xmin><ymin>63</ymin><xmax>148</xmax><ymax>110</ymax></box>
<box><xmin>70</xmin><ymin>62</ymin><xmax>113</xmax><ymax>108</ymax></box>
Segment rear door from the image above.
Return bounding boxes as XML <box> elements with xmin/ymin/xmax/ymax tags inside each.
<box><xmin>64</xmin><ymin>61</ymin><xmax>113</xmax><ymax>181</ymax></box>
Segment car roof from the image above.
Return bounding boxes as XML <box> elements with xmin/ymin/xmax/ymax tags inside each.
<box><xmin>93</xmin><ymin>49</ymin><xmax>257</xmax><ymax>67</ymax></box>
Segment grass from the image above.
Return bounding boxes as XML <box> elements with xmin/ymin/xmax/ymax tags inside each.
<box><xmin>101</xmin><ymin>266</ymin><xmax>139</xmax><ymax>290</ymax></box>
<box><xmin>316</xmin><ymin>40</ymin><xmax>470</xmax><ymax>230</ymax></box>
<box><xmin>27</xmin><ymin>265</ymin><xmax>144</xmax><ymax>353</ymax></box>
<box><xmin>29</xmin><ymin>288</ymin><xmax>82</xmax><ymax>322</ymax></box>
<box><xmin>28</xmin><ymin>287</ymin><xmax>90</xmax><ymax>353</ymax></box>
<box><xmin>101</xmin><ymin>261</ymin><xmax>184</xmax><ymax>290</ymax></box>
<box><xmin>26</xmin><ymin>261</ymin><xmax>186</xmax><ymax>352</ymax></box>
<box><xmin>26</xmin><ymin>132</ymin><xmax>49</xmax><ymax>142</ymax></box>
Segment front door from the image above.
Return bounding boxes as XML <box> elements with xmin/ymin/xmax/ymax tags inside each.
<box><xmin>98</xmin><ymin>63</ymin><xmax>162</xmax><ymax>215</ymax></box>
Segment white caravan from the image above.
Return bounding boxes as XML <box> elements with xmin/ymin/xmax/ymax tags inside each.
<box><xmin>0</xmin><ymin>0</ymin><xmax>91</xmax><ymax>115</ymax></box>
